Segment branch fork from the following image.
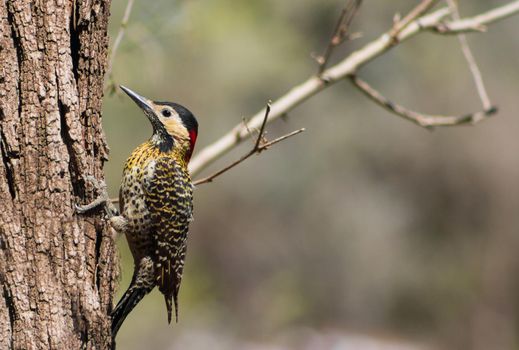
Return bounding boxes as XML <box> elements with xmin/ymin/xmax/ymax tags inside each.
<box><xmin>193</xmin><ymin>102</ymin><xmax>305</xmax><ymax>186</ymax></box>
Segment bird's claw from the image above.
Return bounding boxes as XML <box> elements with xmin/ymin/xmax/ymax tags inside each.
<box><xmin>76</xmin><ymin>175</ymin><xmax>118</xmax><ymax>217</ymax></box>
<box><xmin>75</xmin><ymin>203</ymin><xmax>93</xmax><ymax>214</ymax></box>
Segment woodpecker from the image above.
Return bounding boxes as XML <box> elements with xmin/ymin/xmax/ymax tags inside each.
<box><xmin>109</xmin><ymin>86</ymin><xmax>198</xmax><ymax>337</ymax></box>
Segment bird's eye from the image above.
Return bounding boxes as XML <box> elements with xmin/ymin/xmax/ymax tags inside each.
<box><xmin>161</xmin><ymin>109</ymin><xmax>172</xmax><ymax>117</ymax></box>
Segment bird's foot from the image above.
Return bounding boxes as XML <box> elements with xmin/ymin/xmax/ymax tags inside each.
<box><xmin>76</xmin><ymin>175</ymin><xmax>119</xmax><ymax>218</ymax></box>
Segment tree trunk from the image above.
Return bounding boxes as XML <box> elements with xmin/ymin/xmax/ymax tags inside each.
<box><xmin>0</xmin><ymin>0</ymin><xmax>117</xmax><ymax>348</ymax></box>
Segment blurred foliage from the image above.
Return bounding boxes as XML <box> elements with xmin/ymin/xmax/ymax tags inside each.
<box><xmin>103</xmin><ymin>1</ymin><xmax>519</xmax><ymax>349</ymax></box>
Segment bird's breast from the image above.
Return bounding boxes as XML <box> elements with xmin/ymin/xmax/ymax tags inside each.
<box><xmin>120</xmin><ymin>161</ymin><xmax>154</xmax><ymax>233</ymax></box>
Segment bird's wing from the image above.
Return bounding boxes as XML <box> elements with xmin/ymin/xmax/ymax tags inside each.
<box><xmin>143</xmin><ymin>156</ymin><xmax>193</xmax><ymax>322</ymax></box>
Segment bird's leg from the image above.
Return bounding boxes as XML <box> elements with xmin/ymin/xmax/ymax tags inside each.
<box><xmin>76</xmin><ymin>176</ymin><xmax>129</xmax><ymax>237</ymax></box>
<box><xmin>76</xmin><ymin>175</ymin><xmax>119</xmax><ymax>218</ymax></box>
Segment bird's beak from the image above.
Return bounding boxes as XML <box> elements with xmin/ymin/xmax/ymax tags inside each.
<box><xmin>120</xmin><ymin>85</ymin><xmax>154</xmax><ymax>114</ymax></box>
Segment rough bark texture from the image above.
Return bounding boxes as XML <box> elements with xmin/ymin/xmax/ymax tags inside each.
<box><xmin>0</xmin><ymin>0</ymin><xmax>117</xmax><ymax>349</ymax></box>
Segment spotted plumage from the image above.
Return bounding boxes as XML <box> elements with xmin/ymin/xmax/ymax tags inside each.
<box><xmin>110</xmin><ymin>86</ymin><xmax>198</xmax><ymax>338</ymax></box>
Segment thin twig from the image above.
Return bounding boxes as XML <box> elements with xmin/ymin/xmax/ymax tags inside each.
<box><xmin>193</xmin><ymin>129</ymin><xmax>305</xmax><ymax>186</ymax></box>
<box><xmin>389</xmin><ymin>0</ymin><xmax>439</xmax><ymax>38</ymax></box>
<box><xmin>193</xmin><ymin>103</ymin><xmax>304</xmax><ymax>186</ymax></box>
<box><xmin>254</xmin><ymin>102</ymin><xmax>271</xmax><ymax>149</ymax></box>
<box><xmin>349</xmin><ymin>75</ymin><xmax>497</xmax><ymax>129</ymax></box>
<box><xmin>446</xmin><ymin>0</ymin><xmax>492</xmax><ymax>111</ymax></box>
<box><xmin>105</xmin><ymin>0</ymin><xmax>135</xmax><ymax>92</ymax></box>
<box><xmin>259</xmin><ymin>129</ymin><xmax>305</xmax><ymax>149</ymax></box>
<box><xmin>317</xmin><ymin>0</ymin><xmax>363</xmax><ymax>74</ymax></box>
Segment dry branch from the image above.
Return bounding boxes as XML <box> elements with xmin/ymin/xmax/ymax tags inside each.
<box><xmin>430</xmin><ymin>1</ymin><xmax>519</xmax><ymax>34</ymax></box>
<box><xmin>193</xmin><ymin>103</ymin><xmax>305</xmax><ymax>186</ymax></box>
<box><xmin>349</xmin><ymin>75</ymin><xmax>497</xmax><ymax>128</ymax></box>
<box><xmin>189</xmin><ymin>1</ymin><xmax>519</xmax><ymax>176</ymax></box>
<box><xmin>389</xmin><ymin>0</ymin><xmax>439</xmax><ymax>38</ymax></box>
<box><xmin>345</xmin><ymin>0</ymin><xmax>496</xmax><ymax>128</ymax></box>
<box><xmin>316</xmin><ymin>0</ymin><xmax>363</xmax><ymax>74</ymax></box>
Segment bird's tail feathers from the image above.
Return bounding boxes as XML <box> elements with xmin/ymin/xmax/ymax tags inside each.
<box><xmin>111</xmin><ymin>286</ymin><xmax>149</xmax><ymax>338</ymax></box>
<box><xmin>164</xmin><ymin>291</ymin><xmax>179</xmax><ymax>324</ymax></box>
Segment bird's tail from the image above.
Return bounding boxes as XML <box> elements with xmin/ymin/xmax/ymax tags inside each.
<box><xmin>164</xmin><ymin>291</ymin><xmax>179</xmax><ymax>324</ymax></box>
<box><xmin>111</xmin><ymin>286</ymin><xmax>149</xmax><ymax>338</ymax></box>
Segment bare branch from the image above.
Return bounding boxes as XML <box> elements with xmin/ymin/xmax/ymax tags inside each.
<box><xmin>348</xmin><ymin>1</ymin><xmax>496</xmax><ymax>129</ymax></box>
<box><xmin>446</xmin><ymin>0</ymin><xmax>492</xmax><ymax>111</ymax></box>
<box><xmin>259</xmin><ymin>129</ymin><xmax>306</xmax><ymax>149</ymax></box>
<box><xmin>193</xmin><ymin>129</ymin><xmax>305</xmax><ymax>186</ymax></box>
<box><xmin>349</xmin><ymin>75</ymin><xmax>497</xmax><ymax>129</ymax></box>
<box><xmin>193</xmin><ymin>103</ymin><xmax>304</xmax><ymax>186</ymax></box>
<box><xmin>389</xmin><ymin>0</ymin><xmax>439</xmax><ymax>38</ymax></box>
<box><xmin>317</xmin><ymin>0</ymin><xmax>363</xmax><ymax>74</ymax></box>
<box><xmin>189</xmin><ymin>2</ymin><xmax>519</xmax><ymax>176</ymax></box>
<box><xmin>430</xmin><ymin>0</ymin><xmax>519</xmax><ymax>34</ymax></box>
<box><xmin>105</xmin><ymin>0</ymin><xmax>135</xmax><ymax>92</ymax></box>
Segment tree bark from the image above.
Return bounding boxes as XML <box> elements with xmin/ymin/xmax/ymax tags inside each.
<box><xmin>0</xmin><ymin>0</ymin><xmax>116</xmax><ymax>349</ymax></box>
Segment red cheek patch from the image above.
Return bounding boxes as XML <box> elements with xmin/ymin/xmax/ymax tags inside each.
<box><xmin>189</xmin><ymin>130</ymin><xmax>197</xmax><ymax>150</ymax></box>
<box><xmin>186</xmin><ymin>130</ymin><xmax>198</xmax><ymax>161</ymax></box>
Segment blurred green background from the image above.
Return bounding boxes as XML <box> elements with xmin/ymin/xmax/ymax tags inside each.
<box><xmin>102</xmin><ymin>1</ymin><xmax>519</xmax><ymax>349</ymax></box>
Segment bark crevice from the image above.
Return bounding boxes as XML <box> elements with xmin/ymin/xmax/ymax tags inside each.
<box><xmin>94</xmin><ymin>225</ymin><xmax>104</xmax><ymax>292</ymax></box>
<box><xmin>5</xmin><ymin>3</ymin><xmax>22</xmax><ymax>119</ymax></box>
<box><xmin>0</xmin><ymin>131</ymin><xmax>15</xmax><ymax>199</ymax></box>
<box><xmin>2</xmin><ymin>283</ymin><xmax>15</xmax><ymax>349</ymax></box>
<box><xmin>69</xmin><ymin>13</ymin><xmax>80</xmax><ymax>83</ymax></box>
<box><xmin>58</xmin><ymin>95</ymin><xmax>81</xmax><ymax>198</ymax></box>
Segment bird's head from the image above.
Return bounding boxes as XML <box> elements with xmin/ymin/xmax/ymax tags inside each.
<box><xmin>120</xmin><ymin>86</ymin><xmax>199</xmax><ymax>162</ymax></box>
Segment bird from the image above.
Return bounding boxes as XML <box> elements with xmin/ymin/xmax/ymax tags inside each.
<box><xmin>108</xmin><ymin>85</ymin><xmax>199</xmax><ymax>338</ymax></box>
